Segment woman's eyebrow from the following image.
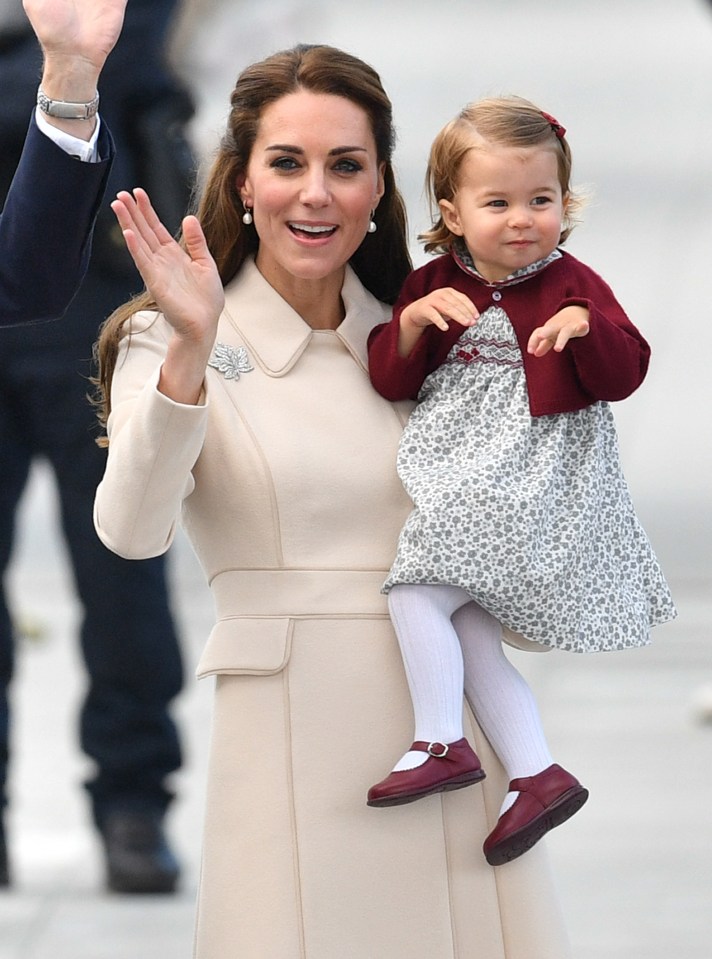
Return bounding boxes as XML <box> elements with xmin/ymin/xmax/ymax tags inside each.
<box><xmin>264</xmin><ymin>144</ymin><xmax>368</xmax><ymax>155</ymax></box>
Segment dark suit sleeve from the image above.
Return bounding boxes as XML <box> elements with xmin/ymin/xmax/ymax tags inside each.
<box><xmin>0</xmin><ymin>114</ymin><xmax>114</xmax><ymax>326</ymax></box>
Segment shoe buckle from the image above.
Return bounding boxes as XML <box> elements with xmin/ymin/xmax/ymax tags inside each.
<box><xmin>427</xmin><ymin>742</ymin><xmax>449</xmax><ymax>758</ymax></box>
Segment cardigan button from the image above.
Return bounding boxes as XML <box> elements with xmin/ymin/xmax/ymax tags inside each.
<box><xmin>492</xmin><ymin>290</ymin><xmax>502</xmax><ymax>301</ymax></box>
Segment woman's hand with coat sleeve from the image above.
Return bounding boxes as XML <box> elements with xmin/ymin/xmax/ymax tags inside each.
<box><xmin>95</xmin><ymin>188</ymin><xmax>224</xmax><ymax>560</ymax></box>
<box><xmin>93</xmin><ymin>311</ymin><xmax>210</xmax><ymax>560</ymax></box>
<box><xmin>111</xmin><ymin>187</ymin><xmax>225</xmax><ymax>406</ymax></box>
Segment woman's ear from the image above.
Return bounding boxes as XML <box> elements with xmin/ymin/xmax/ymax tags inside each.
<box><xmin>373</xmin><ymin>161</ymin><xmax>386</xmax><ymax>209</ymax></box>
<box><xmin>237</xmin><ymin>174</ymin><xmax>251</xmax><ymax>205</ymax></box>
<box><xmin>439</xmin><ymin>199</ymin><xmax>463</xmax><ymax>236</ymax></box>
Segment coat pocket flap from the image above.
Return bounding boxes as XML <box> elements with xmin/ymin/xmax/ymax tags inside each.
<box><xmin>196</xmin><ymin>618</ymin><xmax>292</xmax><ymax>678</ymax></box>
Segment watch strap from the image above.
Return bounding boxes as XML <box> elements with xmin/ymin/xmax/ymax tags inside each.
<box><xmin>37</xmin><ymin>88</ymin><xmax>100</xmax><ymax>120</ymax></box>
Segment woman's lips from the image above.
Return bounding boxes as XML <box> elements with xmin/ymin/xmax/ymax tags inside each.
<box><xmin>288</xmin><ymin>222</ymin><xmax>338</xmax><ymax>240</ymax></box>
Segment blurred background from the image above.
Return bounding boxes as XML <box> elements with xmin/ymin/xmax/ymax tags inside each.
<box><xmin>1</xmin><ymin>0</ymin><xmax>710</xmax><ymax>957</ymax></box>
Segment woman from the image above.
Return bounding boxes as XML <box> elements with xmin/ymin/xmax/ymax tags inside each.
<box><xmin>93</xmin><ymin>44</ymin><xmax>571</xmax><ymax>959</ymax></box>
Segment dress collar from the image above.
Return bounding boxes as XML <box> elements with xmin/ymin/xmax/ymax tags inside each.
<box><xmin>451</xmin><ymin>239</ymin><xmax>562</xmax><ymax>288</ymax></box>
<box><xmin>220</xmin><ymin>257</ymin><xmax>389</xmax><ymax>376</ymax></box>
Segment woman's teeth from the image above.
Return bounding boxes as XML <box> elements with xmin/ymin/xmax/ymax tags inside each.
<box><xmin>290</xmin><ymin>223</ymin><xmax>337</xmax><ymax>236</ymax></box>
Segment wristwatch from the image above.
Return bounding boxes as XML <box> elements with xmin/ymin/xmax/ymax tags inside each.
<box><xmin>37</xmin><ymin>88</ymin><xmax>100</xmax><ymax>120</ymax></box>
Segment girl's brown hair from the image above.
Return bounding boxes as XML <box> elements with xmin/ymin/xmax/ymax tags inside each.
<box><xmin>93</xmin><ymin>43</ymin><xmax>412</xmax><ymax>435</ymax></box>
<box><xmin>420</xmin><ymin>95</ymin><xmax>585</xmax><ymax>254</ymax></box>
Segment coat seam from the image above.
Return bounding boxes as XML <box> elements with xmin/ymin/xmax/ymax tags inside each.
<box><xmin>282</xmin><ymin>625</ymin><xmax>307</xmax><ymax>957</ymax></box>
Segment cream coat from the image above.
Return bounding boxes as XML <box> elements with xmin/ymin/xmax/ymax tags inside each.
<box><xmin>95</xmin><ymin>258</ymin><xmax>571</xmax><ymax>959</ymax></box>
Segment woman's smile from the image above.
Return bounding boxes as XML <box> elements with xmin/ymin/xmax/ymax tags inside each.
<box><xmin>287</xmin><ymin>220</ymin><xmax>339</xmax><ymax>241</ymax></box>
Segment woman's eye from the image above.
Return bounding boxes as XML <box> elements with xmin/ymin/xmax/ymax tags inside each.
<box><xmin>333</xmin><ymin>158</ymin><xmax>363</xmax><ymax>174</ymax></box>
<box><xmin>271</xmin><ymin>156</ymin><xmax>300</xmax><ymax>171</ymax></box>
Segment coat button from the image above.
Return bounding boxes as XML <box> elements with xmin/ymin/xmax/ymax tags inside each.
<box><xmin>492</xmin><ymin>290</ymin><xmax>502</xmax><ymax>301</ymax></box>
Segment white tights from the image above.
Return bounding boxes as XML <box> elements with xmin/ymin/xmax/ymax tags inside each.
<box><xmin>387</xmin><ymin>583</ymin><xmax>554</xmax><ymax>814</ymax></box>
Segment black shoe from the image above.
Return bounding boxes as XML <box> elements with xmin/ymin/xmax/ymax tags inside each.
<box><xmin>100</xmin><ymin>810</ymin><xmax>180</xmax><ymax>894</ymax></box>
<box><xmin>0</xmin><ymin>816</ymin><xmax>9</xmax><ymax>888</ymax></box>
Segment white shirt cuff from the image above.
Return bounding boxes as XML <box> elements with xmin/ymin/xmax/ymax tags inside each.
<box><xmin>34</xmin><ymin>108</ymin><xmax>102</xmax><ymax>163</ymax></box>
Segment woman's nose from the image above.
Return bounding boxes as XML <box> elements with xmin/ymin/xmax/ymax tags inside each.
<box><xmin>299</xmin><ymin>169</ymin><xmax>331</xmax><ymax>206</ymax></box>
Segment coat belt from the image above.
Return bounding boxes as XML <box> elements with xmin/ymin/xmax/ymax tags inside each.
<box><xmin>210</xmin><ymin>568</ymin><xmax>391</xmax><ymax>618</ymax></box>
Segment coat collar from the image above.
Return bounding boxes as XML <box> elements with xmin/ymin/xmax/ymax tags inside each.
<box><xmin>220</xmin><ymin>257</ymin><xmax>389</xmax><ymax>377</ymax></box>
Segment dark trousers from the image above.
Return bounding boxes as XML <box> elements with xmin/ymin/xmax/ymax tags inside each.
<box><xmin>0</xmin><ymin>341</ymin><xmax>183</xmax><ymax>828</ymax></box>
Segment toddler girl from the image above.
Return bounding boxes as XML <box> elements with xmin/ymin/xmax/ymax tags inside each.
<box><xmin>366</xmin><ymin>96</ymin><xmax>676</xmax><ymax>865</ymax></box>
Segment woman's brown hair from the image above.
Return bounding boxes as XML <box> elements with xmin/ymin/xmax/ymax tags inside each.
<box><xmin>420</xmin><ymin>95</ymin><xmax>585</xmax><ymax>254</ymax></box>
<box><xmin>93</xmin><ymin>43</ymin><xmax>412</xmax><ymax>435</ymax></box>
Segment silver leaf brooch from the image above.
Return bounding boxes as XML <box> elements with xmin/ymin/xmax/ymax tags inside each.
<box><xmin>208</xmin><ymin>342</ymin><xmax>254</xmax><ymax>380</ymax></box>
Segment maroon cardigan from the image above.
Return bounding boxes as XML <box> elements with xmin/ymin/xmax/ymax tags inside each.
<box><xmin>367</xmin><ymin>249</ymin><xmax>650</xmax><ymax>417</ymax></box>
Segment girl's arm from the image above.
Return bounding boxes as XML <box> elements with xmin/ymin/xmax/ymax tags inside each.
<box><xmin>398</xmin><ymin>288</ymin><xmax>477</xmax><ymax>356</ymax></box>
<box><xmin>368</xmin><ymin>272</ymin><xmax>476</xmax><ymax>401</ymax></box>
<box><xmin>536</xmin><ymin>258</ymin><xmax>650</xmax><ymax>402</ymax></box>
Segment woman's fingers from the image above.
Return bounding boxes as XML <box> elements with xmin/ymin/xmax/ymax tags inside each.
<box><xmin>113</xmin><ymin>188</ymin><xmax>176</xmax><ymax>249</ymax></box>
<box><xmin>181</xmin><ymin>215</ymin><xmax>212</xmax><ymax>266</ymax></box>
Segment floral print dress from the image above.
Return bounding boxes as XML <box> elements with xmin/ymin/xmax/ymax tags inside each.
<box><xmin>383</xmin><ymin>258</ymin><xmax>676</xmax><ymax>653</ymax></box>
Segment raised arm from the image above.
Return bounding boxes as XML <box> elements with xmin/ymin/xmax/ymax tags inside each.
<box><xmin>25</xmin><ymin>0</ymin><xmax>127</xmax><ymax>141</ymax></box>
<box><xmin>0</xmin><ymin>0</ymin><xmax>127</xmax><ymax>324</ymax></box>
<box><xmin>111</xmin><ymin>187</ymin><xmax>225</xmax><ymax>405</ymax></box>
<box><xmin>94</xmin><ymin>189</ymin><xmax>225</xmax><ymax>558</ymax></box>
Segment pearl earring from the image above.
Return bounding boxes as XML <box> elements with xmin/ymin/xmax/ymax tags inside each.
<box><xmin>367</xmin><ymin>212</ymin><xmax>377</xmax><ymax>234</ymax></box>
<box><xmin>242</xmin><ymin>203</ymin><xmax>253</xmax><ymax>226</ymax></box>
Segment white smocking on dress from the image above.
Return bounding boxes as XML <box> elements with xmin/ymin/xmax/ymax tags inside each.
<box><xmin>384</xmin><ymin>291</ymin><xmax>676</xmax><ymax>653</ymax></box>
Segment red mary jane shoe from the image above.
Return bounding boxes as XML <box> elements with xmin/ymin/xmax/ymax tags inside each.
<box><xmin>483</xmin><ymin>763</ymin><xmax>588</xmax><ymax>866</ymax></box>
<box><xmin>367</xmin><ymin>737</ymin><xmax>485</xmax><ymax>807</ymax></box>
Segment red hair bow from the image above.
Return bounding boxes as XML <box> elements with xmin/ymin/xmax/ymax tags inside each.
<box><xmin>541</xmin><ymin>111</ymin><xmax>566</xmax><ymax>139</ymax></box>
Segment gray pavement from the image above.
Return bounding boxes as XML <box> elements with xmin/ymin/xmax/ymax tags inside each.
<box><xmin>2</xmin><ymin>1</ymin><xmax>712</xmax><ymax>957</ymax></box>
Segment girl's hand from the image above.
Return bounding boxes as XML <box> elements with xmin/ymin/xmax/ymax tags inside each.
<box><xmin>401</xmin><ymin>288</ymin><xmax>478</xmax><ymax>333</ymax></box>
<box><xmin>527</xmin><ymin>304</ymin><xmax>589</xmax><ymax>357</ymax></box>
<box><xmin>111</xmin><ymin>188</ymin><xmax>225</xmax><ymax>345</ymax></box>
<box><xmin>398</xmin><ymin>288</ymin><xmax>478</xmax><ymax>357</ymax></box>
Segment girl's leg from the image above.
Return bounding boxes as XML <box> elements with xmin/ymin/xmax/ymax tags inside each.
<box><xmin>387</xmin><ymin>583</ymin><xmax>472</xmax><ymax>771</ymax></box>
<box><xmin>452</xmin><ymin>600</ymin><xmax>554</xmax><ymax>814</ymax></box>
